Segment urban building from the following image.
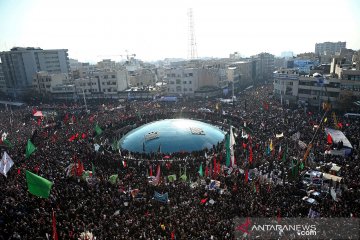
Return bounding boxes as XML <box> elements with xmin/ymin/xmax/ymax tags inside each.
<box><xmin>74</xmin><ymin>70</ymin><xmax>128</xmax><ymax>98</ymax></box>
<box><xmin>33</xmin><ymin>72</ymin><xmax>75</xmax><ymax>98</ymax></box>
<box><xmin>293</xmin><ymin>59</ymin><xmax>318</xmax><ymax>74</ymax></box>
<box><xmin>315</xmin><ymin>41</ymin><xmax>346</xmax><ymax>55</ymax></box>
<box><xmin>273</xmin><ymin>70</ymin><xmax>341</xmax><ymax>108</ymax></box>
<box><xmin>0</xmin><ymin>47</ymin><xmax>70</xmax><ymax>96</ymax></box>
<box><xmin>128</xmin><ymin>69</ymin><xmax>156</xmax><ymax>88</ymax></box>
<box><xmin>165</xmin><ymin>67</ymin><xmax>221</xmax><ymax>96</ymax></box>
<box><xmin>227</xmin><ymin>60</ymin><xmax>254</xmax><ymax>86</ymax></box>
<box><xmin>251</xmin><ymin>53</ymin><xmax>275</xmax><ymax>83</ymax></box>
<box><xmin>0</xmin><ymin>63</ymin><xmax>5</xmax><ymax>94</ymax></box>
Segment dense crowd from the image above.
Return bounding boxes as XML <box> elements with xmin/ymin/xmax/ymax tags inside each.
<box><xmin>0</xmin><ymin>84</ymin><xmax>359</xmax><ymax>239</ymax></box>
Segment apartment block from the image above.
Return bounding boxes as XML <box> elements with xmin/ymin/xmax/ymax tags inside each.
<box><xmin>0</xmin><ymin>47</ymin><xmax>70</xmax><ymax>96</ymax></box>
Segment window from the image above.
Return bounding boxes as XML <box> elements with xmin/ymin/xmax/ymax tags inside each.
<box><xmin>183</xmin><ymin>81</ymin><xmax>187</xmax><ymax>84</ymax></box>
<box><xmin>189</xmin><ymin>81</ymin><xmax>192</xmax><ymax>84</ymax></box>
<box><xmin>189</xmin><ymin>73</ymin><xmax>193</xmax><ymax>76</ymax></box>
<box><xmin>104</xmin><ymin>75</ymin><xmax>108</xmax><ymax>79</ymax></box>
<box><xmin>112</xmin><ymin>75</ymin><xmax>116</xmax><ymax>78</ymax></box>
<box><xmin>176</xmin><ymin>79</ymin><xmax>181</xmax><ymax>84</ymax></box>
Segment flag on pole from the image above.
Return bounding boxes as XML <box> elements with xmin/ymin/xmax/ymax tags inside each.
<box><xmin>226</xmin><ymin>126</ymin><xmax>236</xmax><ymax>167</ymax></box>
<box><xmin>92</xmin><ymin>163</ymin><xmax>96</xmax><ymax>177</ymax></box>
<box><xmin>327</xmin><ymin>133</ymin><xmax>333</xmax><ymax>145</ymax></box>
<box><xmin>168</xmin><ymin>174</ymin><xmax>177</xmax><ymax>182</ymax></box>
<box><xmin>25</xmin><ymin>170</ymin><xmax>53</xmax><ymax>198</ymax></box>
<box><xmin>25</xmin><ymin>139</ymin><xmax>37</xmax><ymax>159</ymax></box>
<box><xmin>3</xmin><ymin>138</ymin><xmax>13</xmax><ymax>148</ymax></box>
<box><xmin>94</xmin><ymin>124</ymin><xmax>103</xmax><ymax>136</ymax></box>
<box><xmin>154</xmin><ymin>191</ymin><xmax>168</xmax><ymax>203</ymax></box>
<box><xmin>52</xmin><ymin>210</ymin><xmax>59</xmax><ymax>240</ymax></box>
<box><xmin>198</xmin><ymin>163</ymin><xmax>204</xmax><ymax>177</ymax></box>
<box><xmin>153</xmin><ymin>165</ymin><xmax>161</xmax><ymax>185</ymax></box>
<box><xmin>0</xmin><ymin>151</ymin><xmax>14</xmax><ymax>177</ymax></box>
<box><xmin>109</xmin><ymin>174</ymin><xmax>118</xmax><ymax>185</ymax></box>
<box><xmin>282</xmin><ymin>144</ymin><xmax>287</xmax><ymax>162</ymax></box>
<box><xmin>149</xmin><ymin>165</ymin><xmax>153</xmax><ymax>176</ymax></box>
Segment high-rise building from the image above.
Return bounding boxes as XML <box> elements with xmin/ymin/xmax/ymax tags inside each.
<box><xmin>251</xmin><ymin>52</ymin><xmax>275</xmax><ymax>83</ymax></box>
<box><xmin>0</xmin><ymin>47</ymin><xmax>70</xmax><ymax>96</ymax></box>
<box><xmin>0</xmin><ymin>63</ymin><xmax>6</xmax><ymax>94</ymax></box>
<box><xmin>315</xmin><ymin>41</ymin><xmax>346</xmax><ymax>55</ymax></box>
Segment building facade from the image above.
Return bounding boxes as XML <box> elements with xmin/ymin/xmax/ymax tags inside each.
<box><xmin>273</xmin><ymin>70</ymin><xmax>341</xmax><ymax>108</ymax></box>
<box><xmin>251</xmin><ymin>53</ymin><xmax>275</xmax><ymax>83</ymax></box>
<box><xmin>74</xmin><ymin>70</ymin><xmax>128</xmax><ymax>98</ymax></box>
<box><xmin>315</xmin><ymin>41</ymin><xmax>346</xmax><ymax>55</ymax></box>
<box><xmin>0</xmin><ymin>63</ymin><xmax>5</xmax><ymax>94</ymax></box>
<box><xmin>0</xmin><ymin>47</ymin><xmax>70</xmax><ymax>96</ymax></box>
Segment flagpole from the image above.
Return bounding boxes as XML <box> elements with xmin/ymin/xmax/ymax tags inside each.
<box><xmin>82</xmin><ymin>88</ymin><xmax>88</xmax><ymax>113</ymax></box>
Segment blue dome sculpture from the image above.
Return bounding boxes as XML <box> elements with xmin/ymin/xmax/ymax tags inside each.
<box><xmin>119</xmin><ymin>119</ymin><xmax>225</xmax><ymax>154</ymax></box>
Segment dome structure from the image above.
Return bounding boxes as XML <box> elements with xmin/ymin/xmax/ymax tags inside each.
<box><xmin>119</xmin><ymin>119</ymin><xmax>225</xmax><ymax>154</ymax></box>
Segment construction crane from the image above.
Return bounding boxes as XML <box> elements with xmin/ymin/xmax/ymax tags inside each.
<box><xmin>97</xmin><ymin>50</ymin><xmax>136</xmax><ymax>62</ymax></box>
<box><xmin>302</xmin><ymin>74</ymin><xmax>332</xmax><ymax>165</ymax></box>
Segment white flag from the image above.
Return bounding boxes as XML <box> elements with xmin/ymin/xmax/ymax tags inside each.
<box><xmin>0</xmin><ymin>152</ymin><xmax>14</xmax><ymax>177</ymax></box>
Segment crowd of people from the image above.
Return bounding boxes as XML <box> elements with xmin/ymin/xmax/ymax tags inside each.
<box><xmin>0</xmin><ymin>84</ymin><xmax>359</xmax><ymax>239</ymax></box>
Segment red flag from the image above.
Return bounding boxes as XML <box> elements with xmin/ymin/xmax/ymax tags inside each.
<box><xmin>122</xmin><ymin>160</ymin><xmax>127</xmax><ymax>168</ymax></box>
<box><xmin>17</xmin><ymin>168</ymin><xmax>21</xmax><ymax>175</ymax></box>
<box><xmin>200</xmin><ymin>198</ymin><xmax>208</xmax><ymax>204</ymax></box>
<box><xmin>34</xmin><ymin>165</ymin><xmax>40</xmax><ymax>173</ymax></box>
<box><xmin>205</xmin><ymin>166</ymin><xmax>208</xmax><ymax>177</ymax></box>
<box><xmin>63</xmin><ymin>113</ymin><xmax>69</xmax><ymax>123</ymax></box>
<box><xmin>81</xmin><ymin>133</ymin><xmax>86</xmax><ymax>139</ymax></box>
<box><xmin>277</xmin><ymin>208</ymin><xmax>281</xmax><ymax>223</ymax></box>
<box><xmin>149</xmin><ymin>165</ymin><xmax>153</xmax><ymax>176</ymax></box>
<box><xmin>337</xmin><ymin>122</ymin><xmax>343</xmax><ymax>129</ymax></box>
<box><xmin>242</xmin><ymin>142</ymin><xmax>247</xmax><ymax>150</ymax></box>
<box><xmin>213</xmin><ymin>157</ymin><xmax>217</xmax><ymax>176</ymax></box>
<box><xmin>327</xmin><ymin>133</ymin><xmax>333</xmax><ymax>145</ymax></box>
<box><xmin>32</xmin><ymin>108</ymin><xmax>37</xmax><ymax>115</ymax></box>
<box><xmin>76</xmin><ymin>160</ymin><xmax>84</xmax><ymax>176</ymax></box>
<box><xmin>171</xmin><ymin>231</ymin><xmax>175</xmax><ymax>240</ymax></box>
<box><xmin>245</xmin><ymin>169</ymin><xmax>248</xmax><ymax>184</ymax></box>
<box><xmin>52</xmin><ymin>210</ymin><xmax>59</xmax><ymax>240</ymax></box>
<box><xmin>154</xmin><ymin>165</ymin><xmax>161</xmax><ymax>185</ymax></box>
<box><xmin>249</xmin><ymin>146</ymin><xmax>253</xmax><ymax>163</ymax></box>
<box><xmin>68</xmin><ymin>135</ymin><xmax>76</xmax><ymax>142</ymax></box>
<box><xmin>166</xmin><ymin>162</ymin><xmax>171</xmax><ymax>170</ymax></box>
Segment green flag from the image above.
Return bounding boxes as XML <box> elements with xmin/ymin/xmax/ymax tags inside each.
<box><xmin>180</xmin><ymin>167</ymin><xmax>187</xmax><ymax>181</ymax></box>
<box><xmin>168</xmin><ymin>174</ymin><xmax>177</xmax><ymax>182</ymax></box>
<box><xmin>92</xmin><ymin>163</ymin><xmax>96</xmax><ymax>177</ymax></box>
<box><xmin>225</xmin><ymin>134</ymin><xmax>231</xmax><ymax>167</ymax></box>
<box><xmin>282</xmin><ymin>144</ymin><xmax>287</xmax><ymax>162</ymax></box>
<box><xmin>198</xmin><ymin>163</ymin><xmax>204</xmax><ymax>177</ymax></box>
<box><xmin>112</xmin><ymin>139</ymin><xmax>119</xmax><ymax>151</ymax></box>
<box><xmin>299</xmin><ymin>161</ymin><xmax>304</xmax><ymax>170</ymax></box>
<box><xmin>81</xmin><ymin>170</ymin><xmax>92</xmax><ymax>180</ymax></box>
<box><xmin>4</xmin><ymin>139</ymin><xmax>13</xmax><ymax>148</ymax></box>
<box><xmin>25</xmin><ymin>139</ymin><xmax>37</xmax><ymax>159</ymax></box>
<box><xmin>109</xmin><ymin>174</ymin><xmax>118</xmax><ymax>184</ymax></box>
<box><xmin>25</xmin><ymin>170</ymin><xmax>53</xmax><ymax>198</ymax></box>
<box><xmin>95</xmin><ymin>124</ymin><xmax>103</xmax><ymax>136</ymax></box>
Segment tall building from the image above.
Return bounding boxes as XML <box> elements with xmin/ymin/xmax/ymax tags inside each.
<box><xmin>0</xmin><ymin>47</ymin><xmax>70</xmax><ymax>96</ymax></box>
<box><xmin>315</xmin><ymin>41</ymin><xmax>346</xmax><ymax>55</ymax></box>
<box><xmin>0</xmin><ymin>63</ymin><xmax>6</xmax><ymax>94</ymax></box>
<box><xmin>251</xmin><ymin>52</ymin><xmax>275</xmax><ymax>83</ymax></box>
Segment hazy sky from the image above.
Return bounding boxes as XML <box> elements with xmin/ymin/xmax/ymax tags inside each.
<box><xmin>0</xmin><ymin>0</ymin><xmax>359</xmax><ymax>62</ymax></box>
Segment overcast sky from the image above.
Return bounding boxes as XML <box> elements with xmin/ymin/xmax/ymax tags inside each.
<box><xmin>0</xmin><ymin>0</ymin><xmax>359</xmax><ymax>62</ymax></box>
